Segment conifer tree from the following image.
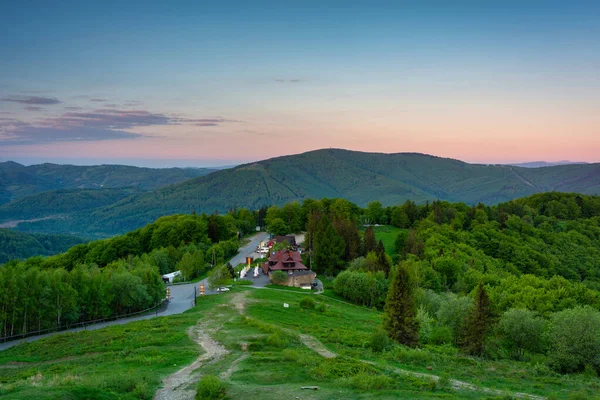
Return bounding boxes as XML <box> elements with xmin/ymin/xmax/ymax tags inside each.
<box><xmin>461</xmin><ymin>281</ymin><xmax>492</xmax><ymax>356</ymax></box>
<box><xmin>363</xmin><ymin>226</ymin><xmax>377</xmax><ymax>255</ymax></box>
<box><xmin>376</xmin><ymin>240</ymin><xmax>391</xmax><ymax>277</ymax></box>
<box><xmin>314</xmin><ymin>217</ymin><xmax>346</xmax><ymax>276</ymax></box>
<box><xmin>383</xmin><ymin>262</ymin><xmax>419</xmax><ymax>347</ymax></box>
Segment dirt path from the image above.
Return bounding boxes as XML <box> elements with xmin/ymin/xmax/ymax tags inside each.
<box><xmin>297</xmin><ymin>334</ymin><xmax>336</xmax><ymax>359</ymax></box>
<box><xmin>154</xmin><ymin>325</ymin><xmax>229</xmax><ymax>400</ymax></box>
<box><xmin>289</xmin><ymin>326</ymin><xmax>545</xmax><ymax>399</ymax></box>
<box><xmin>154</xmin><ymin>291</ymin><xmax>249</xmax><ymax>399</ymax></box>
<box><xmin>360</xmin><ymin>361</ymin><xmax>545</xmax><ymax>400</ymax></box>
<box><xmin>219</xmin><ymin>353</ymin><xmax>249</xmax><ymax>380</ymax></box>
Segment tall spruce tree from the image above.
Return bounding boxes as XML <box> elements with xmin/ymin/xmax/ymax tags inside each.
<box><xmin>376</xmin><ymin>240</ymin><xmax>391</xmax><ymax>277</ymax></box>
<box><xmin>314</xmin><ymin>217</ymin><xmax>346</xmax><ymax>276</ymax></box>
<box><xmin>461</xmin><ymin>281</ymin><xmax>492</xmax><ymax>356</ymax></box>
<box><xmin>363</xmin><ymin>226</ymin><xmax>377</xmax><ymax>255</ymax></box>
<box><xmin>383</xmin><ymin>262</ymin><xmax>419</xmax><ymax>347</ymax></box>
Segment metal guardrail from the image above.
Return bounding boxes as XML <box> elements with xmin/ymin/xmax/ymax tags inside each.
<box><xmin>0</xmin><ymin>299</ymin><xmax>166</xmax><ymax>343</ymax></box>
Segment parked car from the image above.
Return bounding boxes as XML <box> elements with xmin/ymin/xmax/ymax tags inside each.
<box><xmin>217</xmin><ymin>287</ymin><xmax>230</xmax><ymax>293</ymax></box>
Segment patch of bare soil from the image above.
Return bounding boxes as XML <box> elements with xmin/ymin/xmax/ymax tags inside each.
<box><xmin>153</xmin><ymin>325</ymin><xmax>229</xmax><ymax>400</ymax></box>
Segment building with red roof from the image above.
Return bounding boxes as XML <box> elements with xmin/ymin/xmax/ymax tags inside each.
<box><xmin>262</xmin><ymin>249</ymin><xmax>316</xmax><ymax>288</ymax></box>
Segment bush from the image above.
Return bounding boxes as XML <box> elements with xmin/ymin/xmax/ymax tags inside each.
<box><xmin>270</xmin><ymin>270</ymin><xmax>288</xmax><ymax>285</ymax></box>
<box><xmin>310</xmin><ymin>357</ymin><xmax>378</xmax><ymax>380</ymax></box>
<box><xmin>346</xmin><ymin>373</ymin><xmax>394</xmax><ymax>390</ymax></box>
<box><xmin>266</xmin><ymin>332</ymin><xmax>289</xmax><ymax>348</ymax></box>
<box><xmin>498</xmin><ymin>308</ymin><xmax>545</xmax><ymax>359</ymax></box>
<box><xmin>369</xmin><ymin>328</ymin><xmax>391</xmax><ymax>353</ymax></box>
<box><xmin>547</xmin><ymin>306</ymin><xmax>600</xmax><ymax>373</ymax></box>
<box><xmin>196</xmin><ymin>375</ymin><xmax>226</xmax><ymax>400</ymax></box>
<box><xmin>316</xmin><ymin>303</ymin><xmax>327</xmax><ymax>313</ymax></box>
<box><xmin>300</xmin><ymin>297</ymin><xmax>316</xmax><ymax>310</ymax></box>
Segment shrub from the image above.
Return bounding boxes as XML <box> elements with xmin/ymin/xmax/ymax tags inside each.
<box><xmin>270</xmin><ymin>270</ymin><xmax>288</xmax><ymax>285</ymax></box>
<box><xmin>547</xmin><ymin>306</ymin><xmax>600</xmax><ymax>373</ymax></box>
<box><xmin>300</xmin><ymin>297</ymin><xmax>316</xmax><ymax>310</ymax></box>
<box><xmin>369</xmin><ymin>328</ymin><xmax>391</xmax><ymax>353</ymax></box>
<box><xmin>316</xmin><ymin>303</ymin><xmax>327</xmax><ymax>313</ymax></box>
<box><xmin>428</xmin><ymin>326</ymin><xmax>453</xmax><ymax>345</ymax></box>
<box><xmin>436</xmin><ymin>293</ymin><xmax>473</xmax><ymax>345</ymax></box>
<box><xmin>310</xmin><ymin>357</ymin><xmax>378</xmax><ymax>380</ymax></box>
<box><xmin>282</xmin><ymin>349</ymin><xmax>300</xmax><ymax>362</ymax></box>
<box><xmin>346</xmin><ymin>373</ymin><xmax>394</xmax><ymax>390</ymax></box>
<box><xmin>196</xmin><ymin>375</ymin><xmax>226</xmax><ymax>400</ymax></box>
<box><xmin>437</xmin><ymin>373</ymin><xmax>452</xmax><ymax>392</ymax></box>
<box><xmin>498</xmin><ymin>308</ymin><xmax>545</xmax><ymax>359</ymax></box>
<box><xmin>266</xmin><ymin>332</ymin><xmax>289</xmax><ymax>348</ymax></box>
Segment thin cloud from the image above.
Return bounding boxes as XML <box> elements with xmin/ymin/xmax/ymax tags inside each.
<box><xmin>64</xmin><ymin>106</ymin><xmax>83</xmax><ymax>110</ymax></box>
<box><xmin>41</xmin><ymin>109</ymin><xmax>173</xmax><ymax>130</ymax></box>
<box><xmin>90</xmin><ymin>98</ymin><xmax>107</xmax><ymax>102</ymax></box>
<box><xmin>1</xmin><ymin>127</ymin><xmax>143</xmax><ymax>145</ymax></box>
<box><xmin>275</xmin><ymin>79</ymin><xmax>303</xmax><ymax>83</ymax></box>
<box><xmin>0</xmin><ymin>106</ymin><xmax>240</xmax><ymax>145</ymax></box>
<box><xmin>1</xmin><ymin>95</ymin><xmax>61</xmax><ymax>105</ymax></box>
<box><xmin>24</xmin><ymin>106</ymin><xmax>43</xmax><ymax>112</ymax></box>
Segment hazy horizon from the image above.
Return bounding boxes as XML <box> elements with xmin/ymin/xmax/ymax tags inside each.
<box><xmin>0</xmin><ymin>148</ymin><xmax>594</xmax><ymax>169</ymax></box>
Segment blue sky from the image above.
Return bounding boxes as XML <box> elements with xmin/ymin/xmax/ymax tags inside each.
<box><xmin>1</xmin><ymin>1</ymin><xmax>599</xmax><ymax>167</ymax></box>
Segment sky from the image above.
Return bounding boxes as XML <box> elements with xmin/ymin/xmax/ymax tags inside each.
<box><xmin>1</xmin><ymin>0</ymin><xmax>599</xmax><ymax>167</ymax></box>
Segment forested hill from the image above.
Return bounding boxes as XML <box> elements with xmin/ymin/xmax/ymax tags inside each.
<box><xmin>0</xmin><ymin>161</ymin><xmax>216</xmax><ymax>204</ymax></box>
<box><xmin>84</xmin><ymin>149</ymin><xmax>600</xmax><ymax>235</ymax></box>
<box><xmin>0</xmin><ymin>229</ymin><xmax>85</xmax><ymax>263</ymax></box>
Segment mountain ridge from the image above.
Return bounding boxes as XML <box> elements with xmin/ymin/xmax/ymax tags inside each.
<box><xmin>2</xmin><ymin>149</ymin><xmax>600</xmax><ymax>237</ymax></box>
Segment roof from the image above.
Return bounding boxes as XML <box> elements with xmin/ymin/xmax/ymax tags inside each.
<box><xmin>268</xmin><ymin>249</ymin><xmax>302</xmax><ymax>263</ymax></box>
<box><xmin>263</xmin><ymin>249</ymin><xmax>308</xmax><ymax>274</ymax></box>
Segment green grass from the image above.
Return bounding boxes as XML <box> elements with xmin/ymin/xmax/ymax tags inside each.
<box><xmin>2</xmin><ymin>287</ymin><xmax>599</xmax><ymax>399</ymax></box>
<box><xmin>361</xmin><ymin>225</ymin><xmax>404</xmax><ymax>256</ymax></box>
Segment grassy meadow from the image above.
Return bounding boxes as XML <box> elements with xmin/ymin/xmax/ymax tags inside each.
<box><xmin>363</xmin><ymin>225</ymin><xmax>404</xmax><ymax>256</ymax></box>
<box><xmin>1</xmin><ymin>287</ymin><xmax>599</xmax><ymax>399</ymax></box>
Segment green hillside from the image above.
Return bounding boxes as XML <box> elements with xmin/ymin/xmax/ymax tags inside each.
<box><xmin>0</xmin><ymin>229</ymin><xmax>85</xmax><ymax>263</ymax></box>
<box><xmin>86</xmin><ymin>149</ymin><xmax>600</xmax><ymax>235</ymax></box>
<box><xmin>3</xmin><ymin>149</ymin><xmax>600</xmax><ymax>237</ymax></box>
<box><xmin>0</xmin><ymin>161</ymin><xmax>216</xmax><ymax>204</ymax></box>
<box><xmin>2</xmin><ymin>287</ymin><xmax>599</xmax><ymax>399</ymax></box>
<box><xmin>0</xmin><ymin>188</ymin><xmax>136</xmax><ymax>222</ymax></box>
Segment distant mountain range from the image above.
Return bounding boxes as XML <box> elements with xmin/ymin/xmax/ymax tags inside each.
<box><xmin>1</xmin><ymin>149</ymin><xmax>599</xmax><ymax>238</ymax></box>
<box><xmin>508</xmin><ymin>161</ymin><xmax>589</xmax><ymax>168</ymax></box>
<box><xmin>0</xmin><ymin>161</ymin><xmax>217</xmax><ymax>205</ymax></box>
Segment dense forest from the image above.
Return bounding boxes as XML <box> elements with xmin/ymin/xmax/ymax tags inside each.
<box><xmin>0</xmin><ymin>229</ymin><xmax>86</xmax><ymax>263</ymax></box>
<box><xmin>0</xmin><ymin>210</ymin><xmax>259</xmax><ymax>339</ymax></box>
<box><xmin>263</xmin><ymin>192</ymin><xmax>600</xmax><ymax>373</ymax></box>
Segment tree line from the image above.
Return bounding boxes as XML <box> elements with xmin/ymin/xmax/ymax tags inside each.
<box><xmin>0</xmin><ymin>212</ymin><xmax>250</xmax><ymax>339</ymax></box>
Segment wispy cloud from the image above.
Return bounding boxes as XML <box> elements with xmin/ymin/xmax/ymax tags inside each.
<box><xmin>41</xmin><ymin>109</ymin><xmax>173</xmax><ymax>130</ymax></box>
<box><xmin>64</xmin><ymin>106</ymin><xmax>83</xmax><ymax>110</ymax></box>
<box><xmin>275</xmin><ymin>79</ymin><xmax>303</xmax><ymax>83</ymax></box>
<box><xmin>90</xmin><ymin>98</ymin><xmax>107</xmax><ymax>102</ymax></box>
<box><xmin>1</xmin><ymin>95</ymin><xmax>61</xmax><ymax>105</ymax></box>
<box><xmin>182</xmin><ymin>117</ymin><xmax>240</xmax><ymax>127</ymax></box>
<box><xmin>0</xmin><ymin>107</ymin><xmax>239</xmax><ymax>145</ymax></box>
<box><xmin>24</xmin><ymin>106</ymin><xmax>43</xmax><ymax>112</ymax></box>
<box><xmin>0</xmin><ymin>126</ymin><xmax>143</xmax><ymax>145</ymax></box>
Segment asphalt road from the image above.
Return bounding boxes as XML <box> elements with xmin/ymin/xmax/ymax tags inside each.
<box><xmin>0</xmin><ymin>232</ymin><xmax>270</xmax><ymax>352</ymax></box>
